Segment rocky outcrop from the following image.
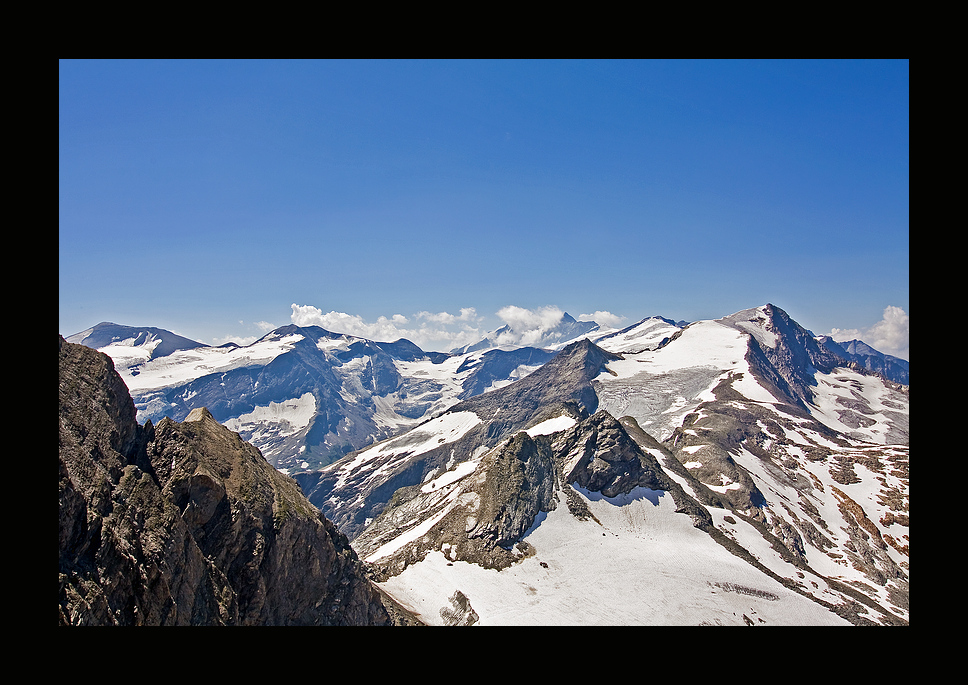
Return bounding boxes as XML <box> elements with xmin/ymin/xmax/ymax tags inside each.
<box><xmin>354</xmin><ymin>408</ymin><xmax>717</xmax><ymax>579</ymax></box>
<box><xmin>59</xmin><ymin>336</ymin><xmax>401</xmax><ymax>626</ymax></box>
<box><xmin>468</xmin><ymin>431</ymin><xmax>559</xmax><ymax>547</ymax></box>
<box><xmin>301</xmin><ymin>339</ymin><xmax>625</xmax><ymax>543</ymax></box>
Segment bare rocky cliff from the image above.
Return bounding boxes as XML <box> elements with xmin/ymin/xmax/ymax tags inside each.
<box><xmin>59</xmin><ymin>336</ymin><xmax>405</xmax><ymax>626</ymax></box>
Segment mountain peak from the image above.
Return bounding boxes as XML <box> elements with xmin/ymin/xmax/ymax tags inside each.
<box><xmin>450</xmin><ymin>338</ymin><xmax>622</xmax><ymax>433</ymax></box>
<box><xmin>66</xmin><ymin>322</ymin><xmax>205</xmax><ymax>361</ymax></box>
<box><xmin>185</xmin><ymin>406</ymin><xmax>215</xmax><ymax>422</ymax></box>
<box><xmin>450</xmin><ymin>311</ymin><xmax>602</xmax><ymax>354</ymax></box>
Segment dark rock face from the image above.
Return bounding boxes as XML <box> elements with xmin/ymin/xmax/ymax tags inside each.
<box><xmin>451</xmin><ymin>338</ymin><xmax>624</xmax><ymax>436</ymax></box>
<box><xmin>440</xmin><ymin>590</ymin><xmax>479</xmax><ymax>626</ymax></box>
<box><xmin>559</xmin><ymin>411</ymin><xmax>670</xmax><ymax>497</ymax></box>
<box><xmin>58</xmin><ymin>336</ymin><xmax>397</xmax><ymax>626</ymax></box>
<box><xmin>468</xmin><ymin>431</ymin><xmax>558</xmax><ymax>548</ymax></box>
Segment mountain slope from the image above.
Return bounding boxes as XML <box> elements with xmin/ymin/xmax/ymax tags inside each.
<box><xmin>70</xmin><ymin>323</ymin><xmax>553</xmax><ymax>474</ymax></box>
<box><xmin>66</xmin><ymin>303</ymin><xmax>908</xmax><ymax>625</ymax></box>
<box><xmin>66</xmin><ymin>321</ymin><xmax>207</xmax><ymax>362</ymax></box>
<box><xmin>309</xmin><ymin>304</ymin><xmax>908</xmax><ymax>625</ymax></box>
<box><xmin>297</xmin><ymin>339</ymin><xmax>625</xmax><ymax>541</ymax></box>
<box><xmin>816</xmin><ymin>336</ymin><xmax>909</xmax><ymax>385</ymax></box>
<box><xmin>59</xmin><ymin>335</ymin><xmax>404</xmax><ymax>626</ymax></box>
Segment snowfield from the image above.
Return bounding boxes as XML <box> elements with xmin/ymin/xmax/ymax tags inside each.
<box><xmin>329</xmin><ymin>410</ymin><xmax>482</xmax><ymax>494</ymax></box>
<box><xmin>116</xmin><ymin>333</ymin><xmax>305</xmax><ymax>393</ymax></box>
<box><xmin>594</xmin><ymin>320</ymin><xmax>780</xmax><ymax>441</ymax></box>
<box><xmin>223</xmin><ymin>392</ymin><xmax>316</xmax><ymax>437</ymax></box>
<box><xmin>526</xmin><ymin>415</ymin><xmax>577</xmax><ymax>437</ymax></box>
<box><xmin>378</xmin><ymin>484</ymin><xmax>851</xmax><ymax>625</ymax></box>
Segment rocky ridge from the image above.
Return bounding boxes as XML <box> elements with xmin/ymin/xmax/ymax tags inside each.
<box><xmin>353</xmin><ymin>406</ymin><xmax>716</xmax><ymax>581</ymax></box>
<box><xmin>314</xmin><ymin>305</ymin><xmax>908</xmax><ymax>624</ymax></box>
<box><xmin>296</xmin><ymin>339</ymin><xmax>624</xmax><ymax>541</ymax></box>
<box><xmin>59</xmin><ymin>335</ymin><xmax>407</xmax><ymax>625</ymax></box>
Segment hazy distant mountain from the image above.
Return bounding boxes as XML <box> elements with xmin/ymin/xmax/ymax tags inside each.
<box><xmin>450</xmin><ymin>312</ymin><xmax>601</xmax><ymax>354</ymax></box>
<box><xmin>66</xmin><ymin>322</ymin><xmax>206</xmax><ymax>361</ymax></box>
<box><xmin>815</xmin><ymin>336</ymin><xmax>909</xmax><ymax>385</ymax></box>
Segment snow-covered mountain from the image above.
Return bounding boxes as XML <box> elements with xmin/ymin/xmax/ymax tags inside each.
<box><xmin>815</xmin><ymin>336</ymin><xmax>909</xmax><ymax>385</ymax></box>
<box><xmin>68</xmin><ymin>303</ymin><xmax>909</xmax><ymax>625</ymax></box>
<box><xmin>67</xmin><ymin>321</ymin><xmax>555</xmax><ymax>472</ymax></box>
<box><xmin>66</xmin><ymin>322</ymin><xmax>208</xmax><ymax>364</ymax></box>
<box><xmin>450</xmin><ymin>312</ymin><xmax>604</xmax><ymax>354</ymax></box>
<box><xmin>297</xmin><ymin>303</ymin><xmax>908</xmax><ymax>625</ymax></box>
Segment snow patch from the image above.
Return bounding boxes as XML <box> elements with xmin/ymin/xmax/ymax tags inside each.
<box><xmin>526</xmin><ymin>415</ymin><xmax>577</xmax><ymax>437</ymax></box>
<box><xmin>223</xmin><ymin>392</ymin><xmax>316</xmax><ymax>436</ymax></box>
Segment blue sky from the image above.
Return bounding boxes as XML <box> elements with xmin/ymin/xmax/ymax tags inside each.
<box><xmin>59</xmin><ymin>59</ymin><xmax>909</xmax><ymax>358</ymax></box>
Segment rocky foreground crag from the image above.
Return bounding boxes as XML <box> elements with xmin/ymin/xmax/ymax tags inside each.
<box><xmin>59</xmin><ymin>336</ymin><xmax>409</xmax><ymax>625</ymax></box>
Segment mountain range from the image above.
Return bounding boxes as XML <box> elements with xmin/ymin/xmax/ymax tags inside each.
<box><xmin>59</xmin><ymin>336</ymin><xmax>413</xmax><ymax>625</ymax></box>
<box><xmin>65</xmin><ymin>303</ymin><xmax>909</xmax><ymax>625</ymax></box>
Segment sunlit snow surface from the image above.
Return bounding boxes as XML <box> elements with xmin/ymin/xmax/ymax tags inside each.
<box><xmin>526</xmin><ymin>415</ymin><xmax>577</xmax><ymax>437</ymax></box>
<box><xmin>113</xmin><ymin>333</ymin><xmax>306</xmax><ymax>393</ymax></box>
<box><xmin>379</xmin><ymin>484</ymin><xmax>850</xmax><ymax>626</ymax></box>
<box><xmin>809</xmin><ymin>369</ymin><xmax>909</xmax><ymax>444</ymax></box>
<box><xmin>223</xmin><ymin>392</ymin><xmax>316</xmax><ymax>439</ymax></box>
<box><xmin>590</xmin><ymin>317</ymin><xmax>682</xmax><ymax>353</ymax></box>
<box><xmin>594</xmin><ymin>320</ymin><xmax>774</xmax><ymax>441</ymax></box>
<box><xmin>97</xmin><ymin>336</ymin><xmax>163</xmax><ymax>366</ymax></box>
<box><xmin>327</xmin><ymin>410</ymin><xmax>483</xmax><ymax>500</ymax></box>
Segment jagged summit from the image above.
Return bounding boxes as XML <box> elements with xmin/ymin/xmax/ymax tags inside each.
<box><xmin>297</xmin><ymin>338</ymin><xmax>624</xmax><ymax>541</ymax></box>
<box><xmin>815</xmin><ymin>336</ymin><xmax>909</xmax><ymax>385</ymax></box>
<box><xmin>450</xmin><ymin>337</ymin><xmax>623</xmax><ymax>432</ymax></box>
<box><xmin>450</xmin><ymin>312</ymin><xmax>601</xmax><ymax>354</ymax></box>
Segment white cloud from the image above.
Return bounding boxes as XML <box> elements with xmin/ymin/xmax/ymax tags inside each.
<box><xmin>578</xmin><ymin>310</ymin><xmax>626</xmax><ymax>328</ymax></box>
<box><xmin>831</xmin><ymin>305</ymin><xmax>909</xmax><ymax>360</ymax></box>
<box><xmin>291</xmin><ymin>305</ymin><xmax>403</xmax><ymax>341</ymax></box>
<box><xmin>255</xmin><ymin>320</ymin><xmax>276</xmax><ymax>332</ymax></box>
<box><xmin>290</xmin><ymin>304</ymin><xmax>482</xmax><ymax>352</ymax></box>
<box><xmin>494</xmin><ymin>305</ymin><xmax>565</xmax><ymax>346</ymax></box>
<box><xmin>415</xmin><ymin>308</ymin><xmax>479</xmax><ymax>325</ymax></box>
<box><xmin>287</xmin><ymin>303</ymin><xmax>628</xmax><ymax>353</ymax></box>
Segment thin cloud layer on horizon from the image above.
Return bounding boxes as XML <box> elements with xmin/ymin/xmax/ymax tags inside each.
<box><xmin>221</xmin><ymin>303</ymin><xmax>629</xmax><ymax>353</ymax></box>
<box><xmin>210</xmin><ymin>301</ymin><xmax>909</xmax><ymax>362</ymax></box>
<box><xmin>290</xmin><ymin>303</ymin><xmax>484</xmax><ymax>352</ymax></box>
